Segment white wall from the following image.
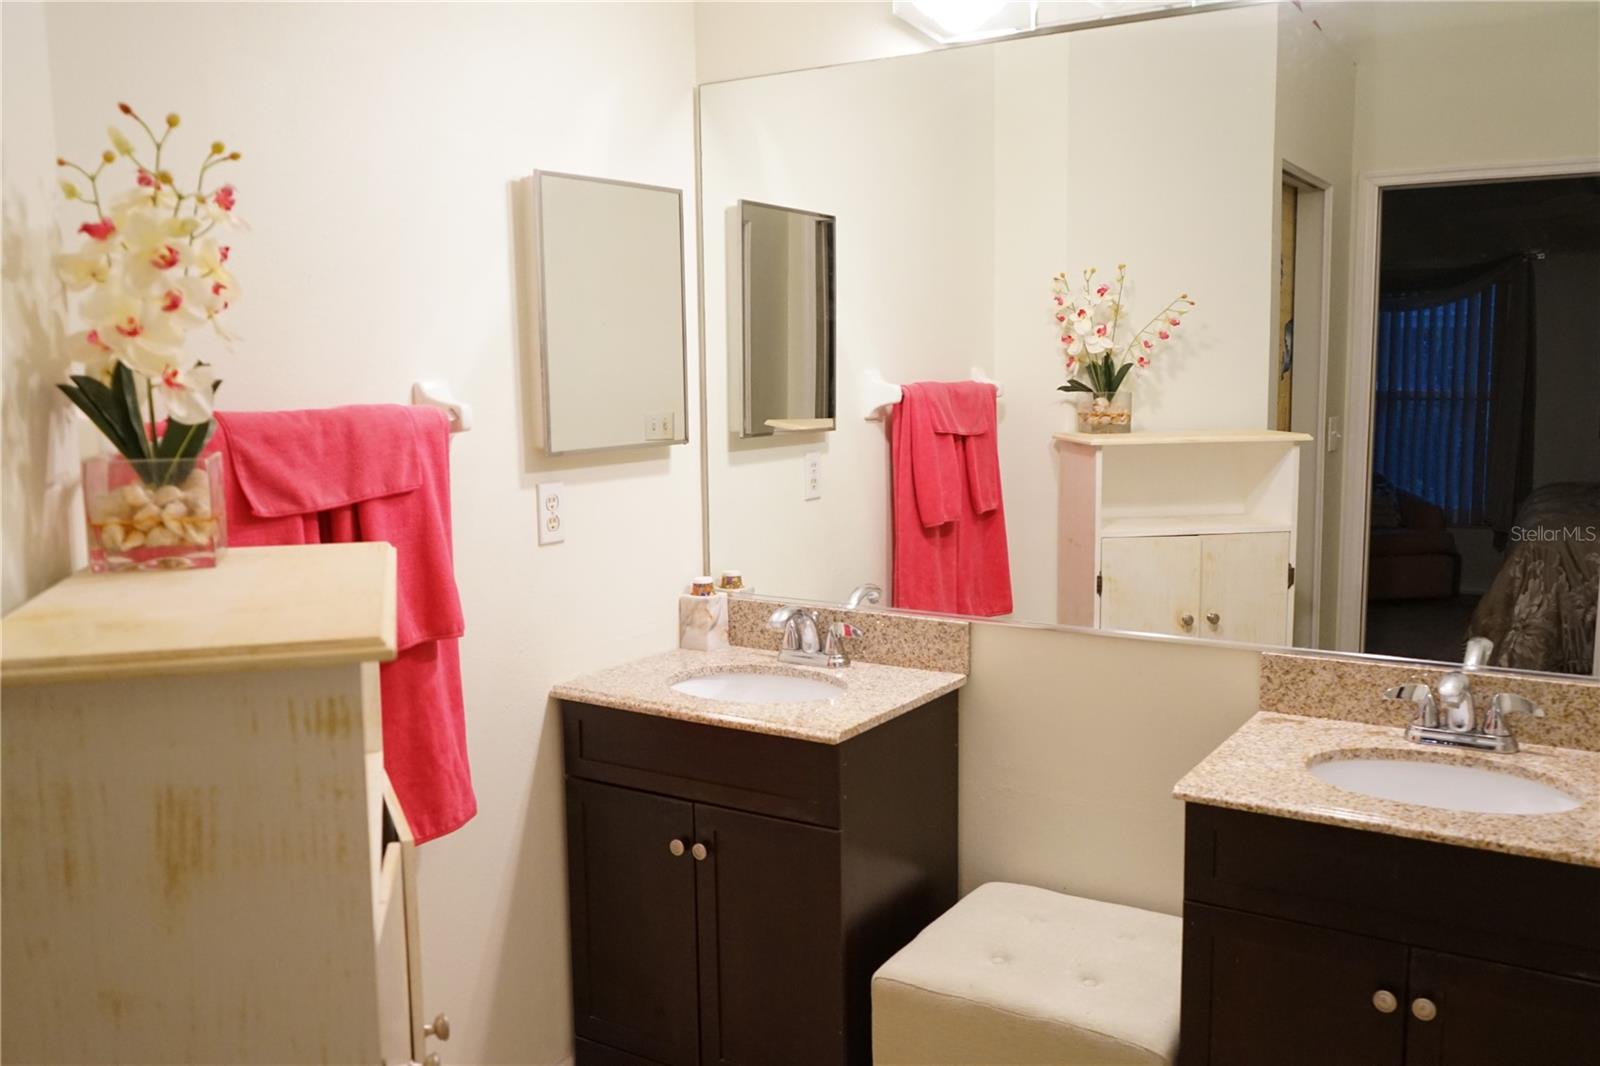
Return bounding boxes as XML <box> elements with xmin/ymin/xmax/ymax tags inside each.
<box><xmin>30</xmin><ymin>5</ymin><xmax>703</xmax><ymax>1063</ymax></box>
<box><xmin>1</xmin><ymin>2</ymin><xmax>78</xmax><ymax>614</ymax></box>
<box><xmin>700</xmin><ymin>4</ymin><xmax>1282</xmax><ymax>620</ymax></box>
<box><xmin>961</xmin><ymin>621</ymin><xmax>1260</xmax><ymax>915</ymax></box>
<box><xmin>1350</xmin><ymin>1</ymin><xmax>1600</xmax><ymax>176</ymax></box>
<box><xmin>694</xmin><ymin>0</ymin><xmax>931</xmax><ymax>85</ymax></box>
<box><xmin>1273</xmin><ymin>4</ymin><xmax>1357</xmax><ymax>646</ymax></box>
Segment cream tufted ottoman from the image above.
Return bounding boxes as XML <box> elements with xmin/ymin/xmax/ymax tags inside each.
<box><xmin>872</xmin><ymin>882</ymin><xmax>1182</xmax><ymax>1066</ymax></box>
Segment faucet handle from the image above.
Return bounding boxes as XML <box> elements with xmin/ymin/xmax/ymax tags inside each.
<box><xmin>830</xmin><ymin>621</ymin><xmax>864</xmax><ymax>640</ymax></box>
<box><xmin>1483</xmin><ymin>692</ymin><xmax>1544</xmax><ymax>738</ymax></box>
<box><xmin>843</xmin><ymin>583</ymin><xmax>883</xmax><ymax>611</ymax></box>
<box><xmin>768</xmin><ymin>604</ymin><xmax>802</xmax><ymax>630</ymax></box>
<box><xmin>1385</xmin><ymin>684</ymin><xmax>1440</xmax><ymax>729</ymax></box>
<box><xmin>1463</xmin><ymin>636</ymin><xmax>1494</xmax><ymax>669</ymax></box>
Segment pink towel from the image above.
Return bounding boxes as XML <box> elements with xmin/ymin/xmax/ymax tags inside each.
<box><xmin>212</xmin><ymin>405</ymin><xmax>475</xmax><ymax>843</ymax></box>
<box><xmin>890</xmin><ymin>382</ymin><xmax>1013</xmax><ymax>617</ymax></box>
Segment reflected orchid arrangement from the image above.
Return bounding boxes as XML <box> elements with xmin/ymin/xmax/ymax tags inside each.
<box><xmin>54</xmin><ymin>102</ymin><xmax>243</xmax><ymax>484</ymax></box>
<box><xmin>1049</xmin><ymin>265</ymin><xmax>1194</xmax><ymax>399</ymax></box>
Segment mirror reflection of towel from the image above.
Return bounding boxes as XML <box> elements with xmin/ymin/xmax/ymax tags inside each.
<box><xmin>890</xmin><ymin>382</ymin><xmax>1012</xmax><ymax>617</ymax></box>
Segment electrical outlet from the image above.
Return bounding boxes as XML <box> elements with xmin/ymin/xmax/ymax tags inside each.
<box><xmin>537</xmin><ymin>482</ymin><xmax>565</xmax><ymax>545</ymax></box>
<box><xmin>644</xmin><ymin>411</ymin><xmax>676</xmax><ymax>441</ymax></box>
<box><xmin>803</xmin><ymin>452</ymin><xmax>821</xmax><ymax>501</ymax></box>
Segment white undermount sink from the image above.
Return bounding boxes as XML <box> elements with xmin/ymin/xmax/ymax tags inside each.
<box><xmin>671</xmin><ymin>672</ymin><xmax>843</xmax><ymax>704</ymax></box>
<box><xmin>1309</xmin><ymin>756</ymin><xmax>1580</xmax><ymax>815</ymax></box>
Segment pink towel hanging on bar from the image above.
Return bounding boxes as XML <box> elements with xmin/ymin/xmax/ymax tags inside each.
<box><xmin>211</xmin><ymin>405</ymin><xmax>475</xmax><ymax>843</ymax></box>
<box><xmin>890</xmin><ymin>381</ymin><xmax>1013</xmax><ymax>617</ymax></box>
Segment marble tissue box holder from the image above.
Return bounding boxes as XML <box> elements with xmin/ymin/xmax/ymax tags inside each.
<box><xmin>679</xmin><ymin>592</ymin><xmax>731</xmax><ymax>652</ymax></box>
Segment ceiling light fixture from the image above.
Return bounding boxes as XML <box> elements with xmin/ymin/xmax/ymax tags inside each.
<box><xmin>893</xmin><ymin>1</ymin><xmax>1039</xmax><ymax>44</ymax></box>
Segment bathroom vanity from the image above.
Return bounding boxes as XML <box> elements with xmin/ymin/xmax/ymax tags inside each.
<box><xmin>553</xmin><ymin>648</ymin><xmax>963</xmax><ymax>1066</ymax></box>
<box><xmin>1175</xmin><ymin>711</ymin><xmax>1600</xmax><ymax>1066</ymax></box>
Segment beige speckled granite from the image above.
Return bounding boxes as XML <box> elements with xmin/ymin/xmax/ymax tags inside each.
<box><xmin>726</xmin><ymin>595</ymin><xmax>970</xmax><ymax>673</ymax></box>
<box><xmin>550</xmin><ymin>646</ymin><xmax>964</xmax><ymax>744</ymax></box>
<box><xmin>1261</xmin><ymin>651</ymin><xmax>1600</xmax><ymax>752</ymax></box>
<box><xmin>1175</xmin><ymin>712</ymin><xmax>1600</xmax><ymax>867</ymax></box>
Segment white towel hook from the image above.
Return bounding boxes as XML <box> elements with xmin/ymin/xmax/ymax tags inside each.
<box><xmin>411</xmin><ymin>379</ymin><xmax>472</xmax><ymax>433</ymax></box>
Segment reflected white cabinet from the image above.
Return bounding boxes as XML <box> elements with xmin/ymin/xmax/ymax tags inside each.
<box><xmin>1056</xmin><ymin>430</ymin><xmax>1310</xmax><ymax>645</ymax></box>
<box><xmin>0</xmin><ymin>545</ymin><xmax>436</xmax><ymax>1066</ymax></box>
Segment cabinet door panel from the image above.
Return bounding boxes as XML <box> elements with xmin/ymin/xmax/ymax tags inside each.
<box><xmin>694</xmin><ymin>803</ymin><xmax>843</xmax><ymax>1066</ymax></box>
<box><xmin>567</xmin><ymin>779</ymin><xmax>700</xmax><ymax>1066</ymax></box>
<box><xmin>1181</xmin><ymin>903</ymin><xmax>1405</xmax><ymax>1066</ymax></box>
<box><xmin>1100</xmin><ymin>535</ymin><xmax>1202</xmax><ymax>636</ymax></box>
<box><xmin>1405</xmin><ymin>949</ymin><xmax>1600</xmax><ymax>1066</ymax></box>
<box><xmin>1199</xmin><ymin>531</ymin><xmax>1290</xmax><ymax>643</ymax></box>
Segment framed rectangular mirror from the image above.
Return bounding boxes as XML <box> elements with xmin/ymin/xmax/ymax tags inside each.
<box><xmin>530</xmin><ymin>171</ymin><xmax>687</xmax><ymax>454</ymax></box>
<box><xmin>737</xmin><ymin>200</ymin><xmax>836</xmax><ymax>437</ymax></box>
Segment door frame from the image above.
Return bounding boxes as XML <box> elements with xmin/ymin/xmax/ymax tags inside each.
<box><xmin>1276</xmin><ymin>162</ymin><xmax>1333</xmax><ymax>648</ymax></box>
<box><xmin>1332</xmin><ymin>156</ymin><xmax>1600</xmax><ymax>653</ymax></box>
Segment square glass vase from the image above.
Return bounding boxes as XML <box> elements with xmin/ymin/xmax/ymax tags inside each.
<box><xmin>83</xmin><ymin>452</ymin><xmax>227</xmax><ymax>572</ymax></box>
<box><xmin>1075</xmin><ymin>389</ymin><xmax>1133</xmax><ymax>434</ymax></box>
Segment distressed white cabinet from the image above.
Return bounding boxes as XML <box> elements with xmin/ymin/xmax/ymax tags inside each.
<box><xmin>0</xmin><ymin>544</ymin><xmax>434</xmax><ymax>1066</ymax></box>
<box><xmin>1056</xmin><ymin>430</ymin><xmax>1310</xmax><ymax>645</ymax></box>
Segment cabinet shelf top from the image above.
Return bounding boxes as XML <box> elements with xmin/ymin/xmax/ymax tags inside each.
<box><xmin>1</xmin><ymin>543</ymin><xmax>397</xmax><ymax>687</ymax></box>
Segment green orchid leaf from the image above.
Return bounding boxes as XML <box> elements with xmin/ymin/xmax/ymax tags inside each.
<box><xmin>112</xmin><ymin>363</ymin><xmax>151</xmax><ymax>458</ymax></box>
<box><xmin>1111</xmin><ymin>361</ymin><xmax>1134</xmax><ymax>393</ymax></box>
<box><xmin>1058</xmin><ymin>380</ymin><xmax>1095</xmax><ymax>394</ymax></box>
<box><xmin>59</xmin><ymin>383</ymin><xmax>142</xmax><ymax>460</ymax></box>
<box><xmin>64</xmin><ymin>376</ymin><xmax>145</xmax><ymax>459</ymax></box>
<box><xmin>153</xmin><ymin>418</ymin><xmax>215</xmax><ymax>486</ymax></box>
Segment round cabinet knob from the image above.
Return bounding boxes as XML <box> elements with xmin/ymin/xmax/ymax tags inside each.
<box><xmin>1206</xmin><ymin>611</ymin><xmax>1221</xmax><ymax>626</ymax></box>
<box><xmin>1411</xmin><ymin>997</ymin><xmax>1438</xmax><ymax>1022</ymax></box>
<box><xmin>425</xmin><ymin>1012</ymin><xmax>451</xmax><ymax>1041</ymax></box>
<box><xmin>691</xmin><ymin>842</ymin><xmax>708</xmax><ymax>861</ymax></box>
<box><xmin>1180</xmin><ymin>613</ymin><xmax>1195</xmax><ymax>629</ymax></box>
<box><xmin>1372</xmin><ymin>990</ymin><xmax>1398</xmax><ymax>1014</ymax></box>
<box><xmin>668</xmin><ymin>838</ymin><xmax>686</xmax><ymax>857</ymax></box>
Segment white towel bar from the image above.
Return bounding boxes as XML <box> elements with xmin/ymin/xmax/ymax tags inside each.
<box><xmin>863</xmin><ymin>368</ymin><xmax>1003</xmax><ymax>421</ymax></box>
<box><xmin>410</xmin><ymin>380</ymin><xmax>473</xmax><ymax>433</ymax></box>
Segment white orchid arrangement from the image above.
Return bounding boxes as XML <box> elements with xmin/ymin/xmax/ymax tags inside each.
<box><xmin>55</xmin><ymin>101</ymin><xmax>243</xmax><ymax>486</ymax></box>
<box><xmin>1049</xmin><ymin>265</ymin><xmax>1194</xmax><ymax>399</ymax></box>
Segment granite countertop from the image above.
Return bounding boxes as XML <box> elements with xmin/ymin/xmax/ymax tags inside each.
<box><xmin>550</xmin><ymin>647</ymin><xmax>966</xmax><ymax>744</ymax></box>
<box><xmin>1174</xmin><ymin>712</ymin><xmax>1600</xmax><ymax>868</ymax></box>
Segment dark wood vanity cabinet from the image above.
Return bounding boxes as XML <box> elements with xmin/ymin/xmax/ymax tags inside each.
<box><xmin>1180</xmin><ymin>805</ymin><xmax>1600</xmax><ymax>1066</ymax></box>
<box><xmin>560</xmin><ymin>694</ymin><xmax>958</xmax><ymax>1066</ymax></box>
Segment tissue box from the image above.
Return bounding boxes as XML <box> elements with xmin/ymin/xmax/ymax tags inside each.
<box><xmin>679</xmin><ymin>592</ymin><xmax>730</xmax><ymax>652</ymax></box>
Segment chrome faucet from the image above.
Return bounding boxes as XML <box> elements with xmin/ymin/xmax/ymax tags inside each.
<box><xmin>844</xmin><ymin>583</ymin><xmax>883</xmax><ymax>611</ymax></box>
<box><xmin>1382</xmin><ymin>637</ymin><xmax>1544</xmax><ymax>753</ymax></box>
<box><xmin>769</xmin><ymin>604</ymin><xmax>864</xmax><ymax>668</ymax></box>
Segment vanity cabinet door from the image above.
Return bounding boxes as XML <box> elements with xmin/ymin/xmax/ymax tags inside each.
<box><xmin>1198</xmin><ymin>531</ymin><xmax>1290</xmax><ymax>644</ymax></box>
<box><xmin>1403</xmin><ymin>949</ymin><xmax>1600</xmax><ymax>1066</ymax></box>
<box><xmin>693</xmin><ymin>802</ymin><xmax>844</xmax><ymax>1066</ymax></box>
<box><xmin>1099</xmin><ymin>535</ymin><xmax>1202</xmax><ymax>636</ymax></box>
<box><xmin>1181</xmin><ymin>903</ymin><xmax>1406</xmax><ymax>1066</ymax></box>
<box><xmin>567</xmin><ymin>779</ymin><xmax>701</xmax><ymax>1066</ymax></box>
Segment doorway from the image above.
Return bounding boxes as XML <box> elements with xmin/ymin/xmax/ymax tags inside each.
<box><xmin>1356</xmin><ymin>175</ymin><xmax>1600</xmax><ymax>673</ymax></box>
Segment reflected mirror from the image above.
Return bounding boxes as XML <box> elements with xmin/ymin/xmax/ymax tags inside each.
<box><xmin>528</xmin><ymin>171</ymin><xmax>687</xmax><ymax>454</ymax></box>
<box><xmin>736</xmin><ymin>200</ymin><xmax>836</xmax><ymax>436</ymax></box>
<box><xmin>697</xmin><ymin>1</ymin><xmax>1600</xmax><ymax>676</ymax></box>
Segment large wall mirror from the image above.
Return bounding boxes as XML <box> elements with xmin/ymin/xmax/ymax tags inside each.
<box><xmin>528</xmin><ymin>171</ymin><xmax>688</xmax><ymax>455</ymax></box>
<box><xmin>696</xmin><ymin>2</ymin><xmax>1600</xmax><ymax>677</ymax></box>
